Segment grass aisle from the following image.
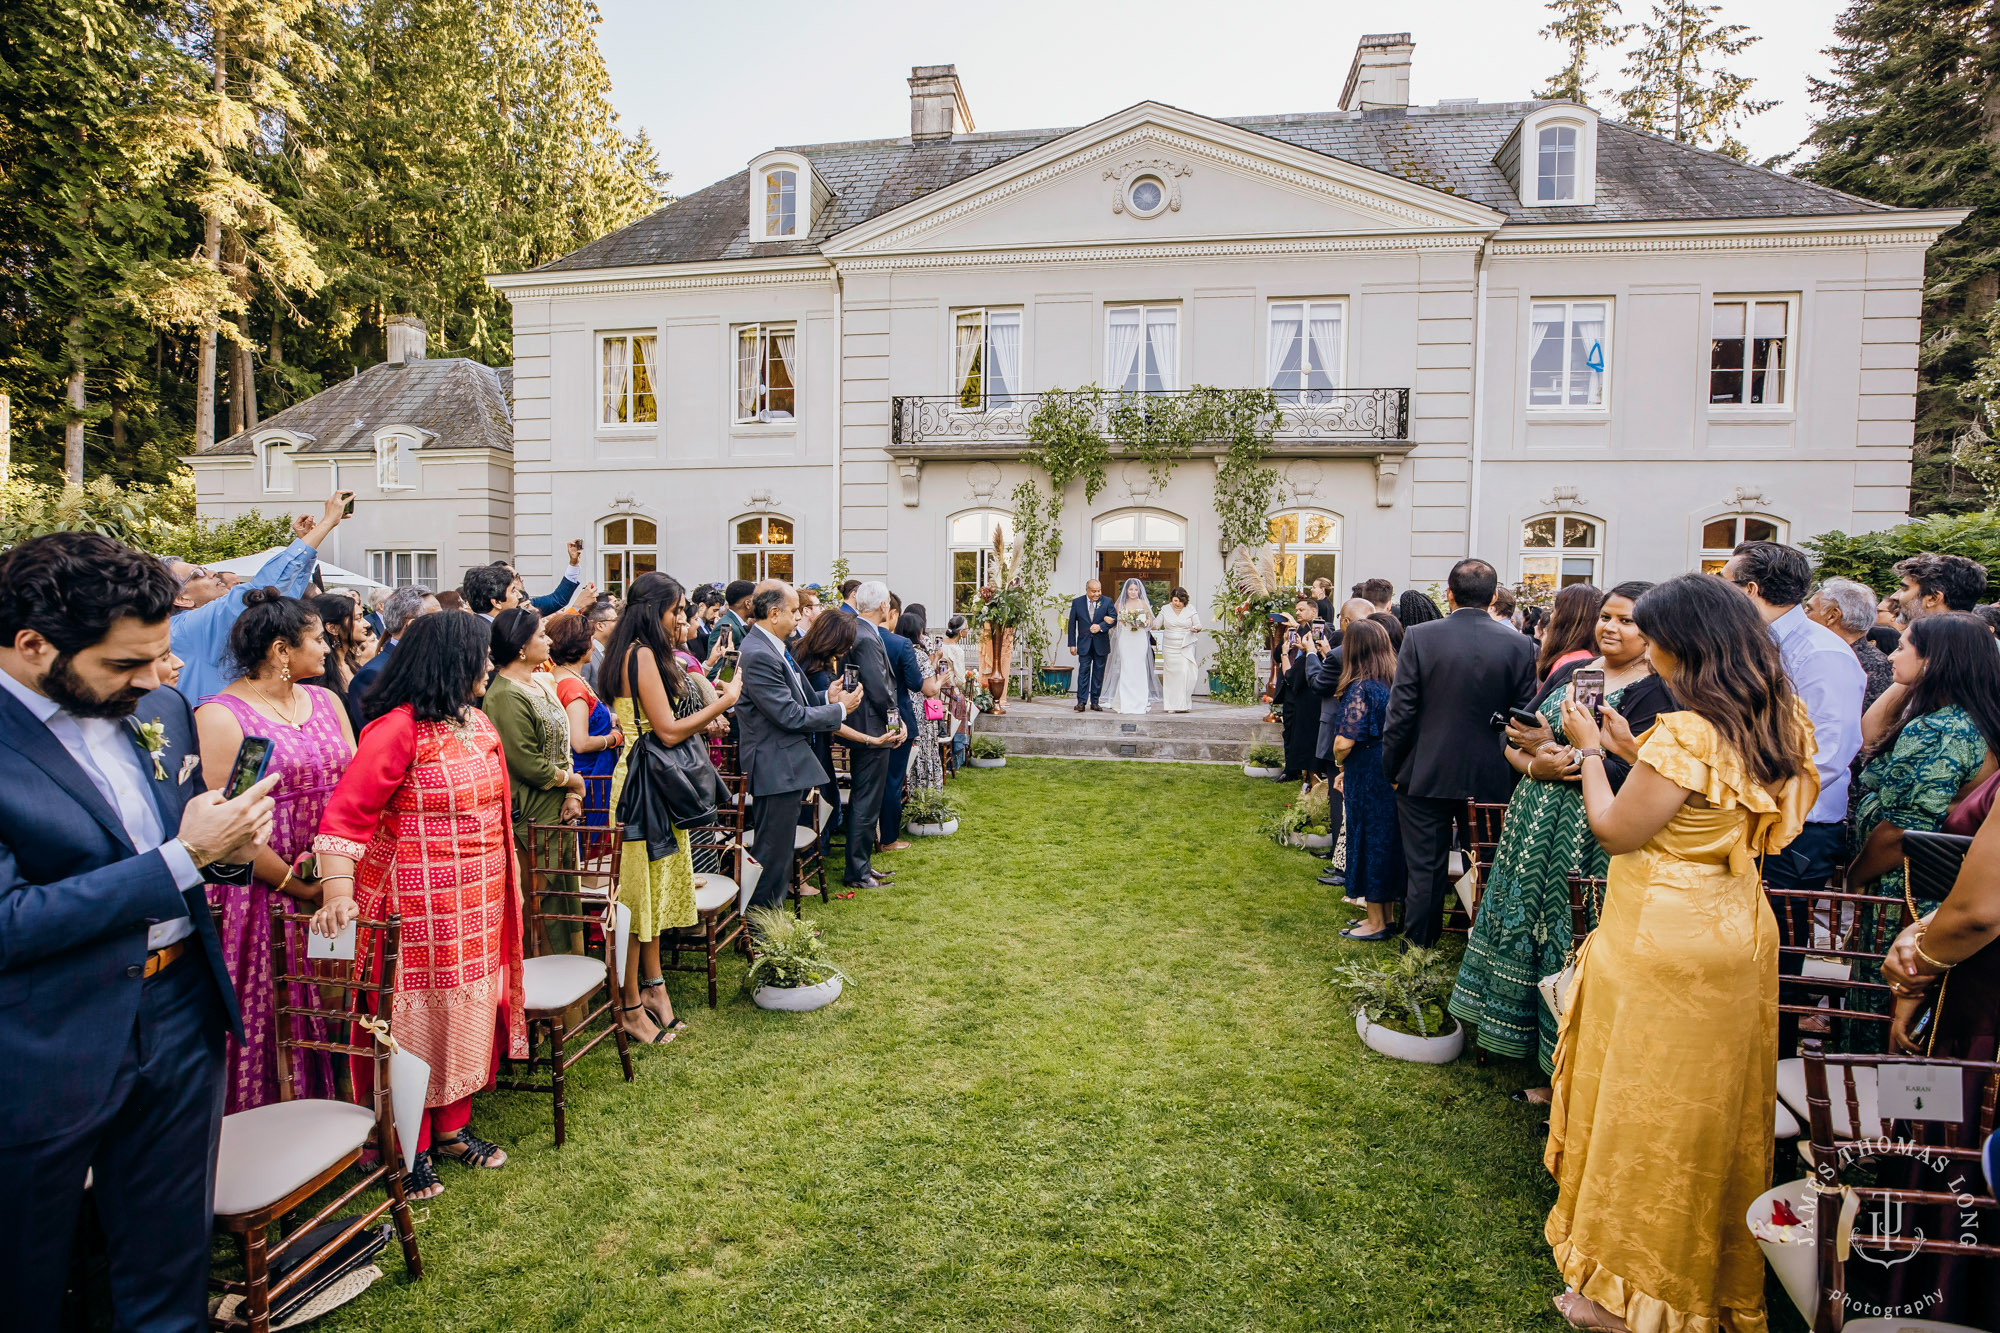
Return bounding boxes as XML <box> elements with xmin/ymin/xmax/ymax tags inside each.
<box><xmin>316</xmin><ymin>758</ymin><xmax>1575</xmax><ymax>1332</ymax></box>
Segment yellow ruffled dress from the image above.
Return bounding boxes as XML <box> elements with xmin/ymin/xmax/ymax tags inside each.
<box><xmin>606</xmin><ymin>694</ymin><xmax>697</xmax><ymax>937</ymax></box>
<box><xmin>1545</xmin><ymin>710</ymin><xmax>1816</xmax><ymax>1333</ymax></box>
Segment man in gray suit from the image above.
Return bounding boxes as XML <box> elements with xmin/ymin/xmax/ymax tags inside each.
<box><xmin>736</xmin><ymin>582</ymin><xmax>859</xmax><ymax>912</ymax></box>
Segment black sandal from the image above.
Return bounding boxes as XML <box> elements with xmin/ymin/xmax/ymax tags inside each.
<box><xmin>405</xmin><ymin>1149</ymin><xmax>442</xmax><ymax>1198</ymax></box>
<box><xmin>620</xmin><ymin>1004</ymin><xmax>675</xmax><ymax>1044</ymax></box>
<box><xmin>435</xmin><ymin>1129</ymin><xmax>507</xmax><ymax>1170</ymax></box>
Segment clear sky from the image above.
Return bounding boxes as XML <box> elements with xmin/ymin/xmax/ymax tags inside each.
<box><xmin>597</xmin><ymin>0</ymin><xmax>1842</xmax><ymax>199</ymax></box>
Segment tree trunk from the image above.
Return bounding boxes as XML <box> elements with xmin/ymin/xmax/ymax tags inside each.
<box><xmin>240</xmin><ymin>338</ymin><xmax>258</xmax><ymax>429</ymax></box>
<box><xmin>111</xmin><ymin>402</ymin><xmax>126</xmax><ymax>448</ymax></box>
<box><xmin>227</xmin><ymin>333</ymin><xmax>245</xmax><ymax>438</ymax></box>
<box><xmin>194</xmin><ymin>32</ymin><xmax>226</xmax><ymax>452</ymax></box>
<box><xmin>64</xmin><ymin>318</ymin><xmax>86</xmax><ymax>485</ymax></box>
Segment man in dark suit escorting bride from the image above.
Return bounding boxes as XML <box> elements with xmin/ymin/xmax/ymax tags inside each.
<box><xmin>1066</xmin><ymin>579</ymin><xmax>1116</xmax><ymax>712</ymax></box>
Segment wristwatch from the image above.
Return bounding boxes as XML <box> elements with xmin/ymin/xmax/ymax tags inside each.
<box><xmin>1577</xmin><ymin>747</ymin><xmax>1606</xmax><ymax>761</ymax></box>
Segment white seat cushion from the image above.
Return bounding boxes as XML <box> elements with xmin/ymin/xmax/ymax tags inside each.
<box><xmin>521</xmin><ymin>953</ymin><xmax>609</xmax><ymax>1012</ymax></box>
<box><xmin>1773</xmin><ymin>1098</ymin><xmax>1801</xmax><ymax>1139</ymax></box>
<box><xmin>692</xmin><ymin>873</ymin><xmax>737</xmax><ymax>914</ymax></box>
<box><xmin>1775</xmin><ymin>1057</ymin><xmax>1879</xmax><ymax>1139</ymax></box>
<box><xmin>215</xmin><ymin>1100</ymin><xmax>377</xmax><ymax>1215</ymax></box>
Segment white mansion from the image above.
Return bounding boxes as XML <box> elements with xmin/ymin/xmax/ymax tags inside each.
<box><xmin>193</xmin><ymin>35</ymin><xmax>1964</xmax><ymax>641</ymax></box>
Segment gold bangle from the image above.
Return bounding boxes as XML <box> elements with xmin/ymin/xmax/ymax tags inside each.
<box><xmin>1913</xmin><ymin>936</ymin><xmax>1957</xmax><ymax>973</ymax></box>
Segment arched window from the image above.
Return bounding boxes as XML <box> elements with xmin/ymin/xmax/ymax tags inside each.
<box><xmin>1268</xmin><ymin>508</ymin><xmax>1342</xmax><ymax>589</ymax></box>
<box><xmin>599</xmin><ymin>516</ymin><xmax>658</xmax><ymax>599</ymax></box>
<box><xmin>1513</xmin><ymin>105</ymin><xmax>1597</xmax><ymax>208</ymax></box>
<box><xmin>948</xmin><ymin>510</ymin><xmax>1014</xmax><ymax>614</ymax></box>
<box><xmin>262</xmin><ymin>438</ymin><xmax>295</xmax><ymax>492</ymax></box>
<box><xmin>1094</xmin><ymin>509</ymin><xmax>1186</xmax><ymax>604</ymax></box>
<box><xmin>376</xmin><ymin>430</ymin><xmax>419</xmax><ymax>492</ymax></box>
<box><xmin>733</xmin><ymin>514</ymin><xmax>795</xmax><ymax>583</ymax></box>
<box><xmin>1520</xmin><ymin>513</ymin><xmax>1603</xmax><ymax>594</ymax></box>
<box><xmin>1093</xmin><ymin>511</ymin><xmax>1184</xmax><ymax>548</ymax></box>
<box><xmin>1699</xmin><ymin>514</ymin><xmax>1787</xmax><ymax>575</ymax></box>
<box><xmin>765</xmin><ymin>168</ymin><xmax>797</xmax><ymax>237</ymax></box>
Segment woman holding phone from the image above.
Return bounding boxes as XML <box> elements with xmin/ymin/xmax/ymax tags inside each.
<box><xmin>196</xmin><ymin>589</ymin><xmax>358</xmax><ymax>1113</ymax></box>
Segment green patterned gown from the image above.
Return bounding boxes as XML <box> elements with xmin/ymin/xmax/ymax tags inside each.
<box><xmin>1853</xmin><ymin>703</ymin><xmax>1989</xmax><ymax>915</ymax></box>
<box><xmin>1447</xmin><ymin>683</ymin><xmax>1629</xmax><ymax>1071</ymax></box>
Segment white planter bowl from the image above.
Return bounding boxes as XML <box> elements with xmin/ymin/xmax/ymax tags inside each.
<box><xmin>753</xmin><ymin>975</ymin><xmax>843</xmax><ymax>1012</ymax></box>
<box><xmin>1286</xmin><ymin>831</ymin><xmax>1333</xmax><ymax>850</ymax></box>
<box><xmin>969</xmin><ymin>757</ymin><xmax>1007</xmax><ymax>768</ymax></box>
<box><xmin>908</xmin><ymin>818</ymin><xmax>959</xmax><ymax>836</ymax></box>
<box><xmin>1243</xmin><ymin>765</ymin><xmax>1283</xmax><ymax>778</ymax></box>
<box><xmin>1354</xmin><ymin>1010</ymin><xmax>1465</xmax><ymax>1063</ymax></box>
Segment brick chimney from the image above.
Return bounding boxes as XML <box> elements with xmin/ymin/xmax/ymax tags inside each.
<box><xmin>385</xmin><ymin>315</ymin><xmax>428</xmax><ymax>366</ymax></box>
<box><xmin>909</xmin><ymin>65</ymin><xmax>974</xmax><ymax>142</ymax></box>
<box><xmin>1340</xmin><ymin>33</ymin><xmax>1414</xmax><ymax>111</ymax></box>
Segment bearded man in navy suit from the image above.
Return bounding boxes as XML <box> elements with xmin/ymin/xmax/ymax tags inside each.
<box><xmin>0</xmin><ymin>533</ymin><xmax>279</xmax><ymax>1331</ymax></box>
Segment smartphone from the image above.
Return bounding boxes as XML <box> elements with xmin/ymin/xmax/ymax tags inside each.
<box><xmin>1507</xmin><ymin>707</ymin><xmax>1544</xmax><ymax>728</ymax></box>
<box><xmin>715</xmin><ymin>626</ymin><xmax>734</xmax><ymax>650</ymax></box>
<box><xmin>225</xmin><ymin>735</ymin><xmax>275</xmax><ymax>798</ymax></box>
<box><xmin>1286</xmin><ymin>629</ymin><xmax>1300</xmax><ymax>646</ymax></box>
<box><xmin>842</xmin><ymin>664</ymin><xmax>860</xmax><ymax>691</ymax></box>
<box><xmin>1571</xmin><ymin>667</ymin><xmax>1606</xmax><ymax>717</ymax></box>
<box><xmin>341</xmin><ymin>493</ymin><xmax>355</xmax><ymax>517</ymax></box>
<box><xmin>719</xmin><ymin>650</ymin><xmax>739</xmax><ymax>683</ymax></box>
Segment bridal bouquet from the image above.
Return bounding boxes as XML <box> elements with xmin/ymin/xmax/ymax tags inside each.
<box><xmin>1118</xmin><ymin>608</ymin><xmax>1149</xmax><ymax>630</ymax></box>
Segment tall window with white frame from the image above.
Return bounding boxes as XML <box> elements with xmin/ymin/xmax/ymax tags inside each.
<box><xmin>263</xmin><ymin>440</ymin><xmax>295</xmax><ymax>492</ymax></box>
<box><xmin>1267</xmin><ymin>302</ymin><xmax>1343</xmax><ymax>402</ymax></box>
<box><xmin>601</xmin><ymin>334</ymin><xmax>658</xmax><ymax>427</ymax></box>
<box><xmin>376</xmin><ymin>432</ymin><xmax>418</xmax><ymax>491</ymax></box>
<box><xmin>733</xmin><ymin>514</ymin><xmax>795</xmax><ymax>583</ymax></box>
<box><xmin>954</xmin><ymin>310</ymin><xmax>1022</xmax><ymax>410</ymax></box>
<box><xmin>736</xmin><ymin>324</ymin><xmax>796</xmax><ymax>422</ymax></box>
<box><xmin>1106</xmin><ymin>306</ymin><xmax>1178</xmax><ymax>393</ymax></box>
<box><xmin>370</xmin><ymin>551</ymin><xmax>438</xmax><ymax>589</ymax></box>
<box><xmin>1520</xmin><ymin>514</ymin><xmax>1603</xmax><ymax>594</ymax></box>
<box><xmin>1268</xmin><ymin>509</ymin><xmax>1341</xmax><ymax>588</ymax></box>
<box><xmin>948</xmin><ymin>510</ymin><xmax>1014</xmax><ymax>613</ymax></box>
<box><xmin>1698</xmin><ymin>515</ymin><xmax>1786</xmax><ymax>574</ymax></box>
<box><xmin>765</xmin><ymin>168</ymin><xmax>797</xmax><ymax>238</ymax></box>
<box><xmin>1528</xmin><ymin>301</ymin><xmax>1609</xmax><ymax>410</ymax></box>
<box><xmin>1537</xmin><ymin>124</ymin><xmax>1578</xmax><ymax>202</ymax></box>
<box><xmin>1709</xmin><ymin>297</ymin><xmax>1793</xmax><ymax>408</ymax></box>
<box><xmin>599</xmin><ymin>517</ymin><xmax>658</xmax><ymax>599</ymax></box>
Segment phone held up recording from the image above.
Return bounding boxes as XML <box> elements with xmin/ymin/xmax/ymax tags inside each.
<box><xmin>206</xmin><ymin>735</ymin><xmax>275</xmax><ymax>885</ymax></box>
<box><xmin>1571</xmin><ymin>667</ymin><xmax>1606</xmax><ymax>719</ymax></box>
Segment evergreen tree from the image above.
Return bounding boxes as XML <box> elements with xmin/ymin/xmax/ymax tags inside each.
<box><xmin>1615</xmin><ymin>0</ymin><xmax>1774</xmax><ymax>159</ymax></box>
<box><xmin>1538</xmin><ymin>0</ymin><xmax>1630</xmax><ymax>105</ymax></box>
<box><xmin>1805</xmin><ymin>0</ymin><xmax>2000</xmax><ymax>514</ymax></box>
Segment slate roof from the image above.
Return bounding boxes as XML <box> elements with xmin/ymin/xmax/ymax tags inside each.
<box><xmin>538</xmin><ymin>100</ymin><xmax>1889</xmax><ymax>273</ymax></box>
<box><xmin>199</xmin><ymin>358</ymin><xmax>513</xmax><ymax>457</ymax></box>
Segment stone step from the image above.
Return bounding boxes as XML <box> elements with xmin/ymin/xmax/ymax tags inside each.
<box><xmin>994</xmin><ymin>731</ymin><xmax>1268</xmax><ymax>764</ymax></box>
<box><xmin>979</xmin><ymin>712</ymin><xmax>1282</xmax><ymax>743</ymax></box>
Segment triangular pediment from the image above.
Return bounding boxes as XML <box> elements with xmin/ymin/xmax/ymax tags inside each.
<box><xmin>820</xmin><ymin>102</ymin><xmax>1504</xmax><ymax>259</ymax></box>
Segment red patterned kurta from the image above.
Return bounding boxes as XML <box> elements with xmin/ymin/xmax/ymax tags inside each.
<box><xmin>313</xmin><ymin>705</ymin><xmax>527</xmax><ymax>1106</ymax></box>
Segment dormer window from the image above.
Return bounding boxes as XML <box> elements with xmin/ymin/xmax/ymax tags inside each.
<box><xmin>748</xmin><ymin>151</ymin><xmax>830</xmax><ymax>243</ymax></box>
<box><xmin>1537</xmin><ymin>125</ymin><xmax>1578</xmax><ymax>202</ymax></box>
<box><xmin>1498</xmin><ymin>104</ymin><xmax>1597</xmax><ymax>209</ymax></box>
<box><xmin>375</xmin><ymin>430</ymin><xmax>420</xmax><ymax>491</ymax></box>
<box><xmin>765</xmin><ymin>169</ymin><xmax>797</xmax><ymax>237</ymax></box>
<box><xmin>262</xmin><ymin>438</ymin><xmax>295</xmax><ymax>492</ymax></box>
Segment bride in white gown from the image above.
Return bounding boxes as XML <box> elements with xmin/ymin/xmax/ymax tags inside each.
<box><xmin>1098</xmin><ymin>578</ymin><xmax>1161</xmax><ymax>715</ymax></box>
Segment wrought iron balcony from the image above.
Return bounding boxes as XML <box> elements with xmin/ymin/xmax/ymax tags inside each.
<box><xmin>889</xmin><ymin>387</ymin><xmax>1410</xmax><ymax>458</ymax></box>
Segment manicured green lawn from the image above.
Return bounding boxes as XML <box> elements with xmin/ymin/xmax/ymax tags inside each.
<box><xmin>301</xmin><ymin>759</ymin><xmax>1601</xmax><ymax>1331</ymax></box>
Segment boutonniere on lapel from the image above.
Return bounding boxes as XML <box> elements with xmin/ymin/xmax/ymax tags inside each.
<box><xmin>178</xmin><ymin>753</ymin><xmax>201</xmax><ymax>784</ymax></box>
<box><xmin>130</xmin><ymin>718</ymin><xmax>169</xmax><ymax>780</ymax></box>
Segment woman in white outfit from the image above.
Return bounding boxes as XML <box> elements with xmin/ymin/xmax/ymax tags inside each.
<box><xmin>1099</xmin><ymin>578</ymin><xmax>1160</xmax><ymax>716</ymax></box>
<box><xmin>1153</xmin><ymin>587</ymin><xmax>1204</xmax><ymax>712</ymax></box>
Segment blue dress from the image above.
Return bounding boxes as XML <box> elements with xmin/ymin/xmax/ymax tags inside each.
<box><xmin>1337</xmin><ymin>678</ymin><xmax>1404</xmax><ymax>905</ymax></box>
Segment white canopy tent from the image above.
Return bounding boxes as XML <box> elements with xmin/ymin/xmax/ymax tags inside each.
<box><xmin>207</xmin><ymin>548</ymin><xmax>387</xmax><ymax>596</ymax></box>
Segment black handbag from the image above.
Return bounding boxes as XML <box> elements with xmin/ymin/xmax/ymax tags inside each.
<box><xmin>1903</xmin><ymin>828</ymin><xmax>1975</xmax><ymax>907</ymax></box>
<box><xmin>615</xmin><ymin>730</ymin><xmax>727</xmax><ymax>861</ymax></box>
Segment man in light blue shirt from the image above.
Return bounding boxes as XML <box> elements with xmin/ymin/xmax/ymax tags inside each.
<box><xmin>1722</xmin><ymin>540</ymin><xmax>1864</xmax><ymax>1028</ymax></box>
<box><xmin>161</xmin><ymin>492</ymin><xmax>352</xmax><ymax>703</ymax></box>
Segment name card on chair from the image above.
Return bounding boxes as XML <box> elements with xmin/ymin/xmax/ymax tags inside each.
<box><xmin>1800</xmin><ymin>954</ymin><xmax>1852</xmax><ymax>981</ymax></box>
<box><xmin>1877</xmin><ymin>1063</ymin><xmax>1964</xmax><ymax>1124</ymax></box>
<box><xmin>309</xmin><ymin>919</ymin><xmax>358</xmax><ymax>961</ymax></box>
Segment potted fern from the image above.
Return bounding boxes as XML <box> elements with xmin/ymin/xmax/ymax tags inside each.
<box><xmin>746</xmin><ymin>908</ymin><xmax>847</xmax><ymax>1012</ymax></box>
<box><xmin>1263</xmin><ymin>781</ymin><xmax>1332</xmax><ymax>849</ymax></box>
<box><xmin>1243</xmin><ymin>742</ymin><xmax>1285</xmax><ymax>779</ymax></box>
<box><xmin>968</xmin><ymin>734</ymin><xmax>1007</xmax><ymax>768</ymax></box>
<box><xmin>1330</xmin><ymin>946</ymin><xmax>1465</xmax><ymax>1063</ymax></box>
<box><xmin>904</xmin><ymin>786</ymin><xmax>959</xmax><ymax>836</ymax></box>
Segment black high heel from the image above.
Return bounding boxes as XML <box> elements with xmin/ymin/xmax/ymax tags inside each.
<box><xmin>619</xmin><ymin>1004</ymin><xmax>674</xmax><ymax>1044</ymax></box>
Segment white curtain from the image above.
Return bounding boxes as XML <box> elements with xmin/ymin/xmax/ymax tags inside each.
<box><xmin>736</xmin><ymin>329</ymin><xmax>758</xmax><ymax>419</ymax></box>
<box><xmin>1146</xmin><ymin>309</ymin><xmax>1178</xmax><ymax>391</ymax></box>
<box><xmin>1528</xmin><ymin>306</ymin><xmax>1562</xmax><ymax>406</ymax></box>
<box><xmin>603</xmin><ymin>337</ymin><xmax>628</xmax><ymax>423</ymax></box>
<box><xmin>955</xmin><ymin>317</ymin><xmax>984</xmax><ymax>404</ymax></box>
<box><xmin>768</xmin><ymin>331</ymin><xmax>796</xmax><ymax>417</ymax></box>
<box><xmin>1572</xmin><ymin>304</ymin><xmax>1605</xmax><ymax>406</ymax></box>
<box><xmin>633</xmin><ymin>335</ymin><xmax>658</xmax><ymax>421</ymax></box>
<box><xmin>987</xmin><ymin>313</ymin><xmax>1021</xmax><ymax>402</ymax></box>
<box><xmin>1268</xmin><ymin>307</ymin><xmax>1300</xmax><ymax>390</ymax></box>
<box><xmin>1106</xmin><ymin>310</ymin><xmax>1142</xmax><ymax>390</ymax></box>
<box><xmin>1307</xmin><ymin>309</ymin><xmax>1341</xmax><ymax>392</ymax></box>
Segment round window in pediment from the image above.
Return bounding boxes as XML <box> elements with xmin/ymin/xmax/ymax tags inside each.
<box><xmin>1126</xmin><ymin>174</ymin><xmax>1168</xmax><ymax>218</ymax></box>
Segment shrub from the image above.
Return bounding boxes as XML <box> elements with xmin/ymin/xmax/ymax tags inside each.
<box><xmin>1804</xmin><ymin>510</ymin><xmax>2000</xmax><ymax>601</ymax></box>
<box><xmin>968</xmin><ymin>734</ymin><xmax>1007</xmax><ymax>759</ymax></box>
<box><xmin>902</xmin><ymin>786</ymin><xmax>959</xmax><ymax>827</ymax></box>
<box><xmin>743</xmin><ymin>908</ymin><xmax>846</xmax><ymax>990</ymax></box>
<box><xmin>0</xmin><ymin>473</ymin><xmax>294</xmax><ymax>561</ymax></box>
<box><xmin>1262</xmin><ymin>781</ymin><xmax>1331</xmax><ymax>843</ymax></box>
<box><xmin>1246</xmin><ymin>742</ymin><xmax>1285</xmax><ymax>768</ymax></box>
<box><xmin>1330</xmin><ymin>946</ymin><xmax>1456</xmax><ymax>1038</ymax></box>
